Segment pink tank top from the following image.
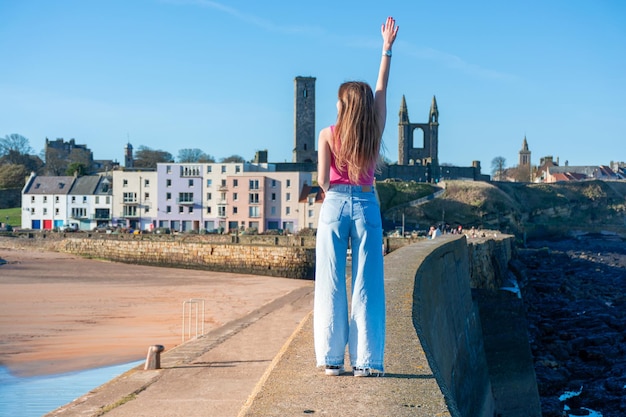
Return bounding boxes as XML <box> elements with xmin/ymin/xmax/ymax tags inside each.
<box><xmin>329</xmin><ymin>125</ymin><xmax>375</xmax><ymax>186</ymax></box>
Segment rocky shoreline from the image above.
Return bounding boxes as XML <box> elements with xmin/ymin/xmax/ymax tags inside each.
<box><xmin>516</xmin><ymin>236</ymin><xmax>626</xmax><ymax>416</ymax></box>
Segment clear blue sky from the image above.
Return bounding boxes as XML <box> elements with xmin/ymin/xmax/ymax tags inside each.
<box><xmin>1</xmin><ymin>0</ymin><xmax>624</xmax><ymax>173</ymax></box>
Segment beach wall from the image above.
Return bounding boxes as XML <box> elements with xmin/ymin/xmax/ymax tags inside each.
<box><xmin>0</xmin><ymin>234</ymin><xmax>316</xmax><ymax>279</ymax></box>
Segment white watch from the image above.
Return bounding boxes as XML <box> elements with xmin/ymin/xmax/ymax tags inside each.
<box><xmin>383</xmin><ymin>50</ymin><xmax>392</xmax><ymax>57</ymax></box>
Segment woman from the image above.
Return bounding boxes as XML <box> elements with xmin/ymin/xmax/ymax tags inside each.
<box><xmin>314</xmin><ymin>16</ymin><xmax>399</xmax><ymax>377</ymax></box>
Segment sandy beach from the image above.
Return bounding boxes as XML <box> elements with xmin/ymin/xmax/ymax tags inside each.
<box><xmin>0</xmin><ymin>247</ymin><xmax>312</xmax><ymax>378</ymax></box>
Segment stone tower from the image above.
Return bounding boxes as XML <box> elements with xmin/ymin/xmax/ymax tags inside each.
<box><xmin>124</xmin><ymin>142</ymin><xmax>134</xmax><ymax>168</ymax></box>
<box><xmin>518</xmin><ymin>136</ymin><xmax>531</xmax><ymax>167</ymax></box>
<box><xmin>293</xmin><ymin>76</ymin><xmax>317</xmax><ymax>163</ymax></box>
<box><xmin>518</xmin><ymin>136</ymin><xmax>531</xmax><ymax>182</ymax></box>
<box><xmin>398</xmin><ymin>96</ymin><xmax>439</xmax><ymax>179</ymax></box>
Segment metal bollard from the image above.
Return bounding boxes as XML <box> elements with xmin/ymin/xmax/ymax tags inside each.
<box><xmin>144</xmin><ymin>344</ymin><xmax>165</xmax><ymax>370</ymax></box>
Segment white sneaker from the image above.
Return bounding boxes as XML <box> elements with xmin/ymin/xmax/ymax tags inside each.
<box><xmin>325</xmin><ymin>365</ymin><xmax>344</xmax><ymax>376</ymax></box>
<box><xmin>353</xmin><ymin>367</ymin><xmax>372</xmax><ymax>377</ymax></box>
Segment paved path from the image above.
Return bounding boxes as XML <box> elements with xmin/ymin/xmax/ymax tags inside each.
<box><xmin>47</xmin><ymin>285</ymin><xmax>314</xmax><ymax>417</ymax></box>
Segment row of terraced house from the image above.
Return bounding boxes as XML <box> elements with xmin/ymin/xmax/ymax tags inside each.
<box><xmin>21</xmin><ymin>162</ymin><xmax>324</xmax><ymax>234</ymax></box>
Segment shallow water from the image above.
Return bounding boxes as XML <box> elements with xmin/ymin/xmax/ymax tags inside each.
<box><xmin>0</xmin><ymin>360</ymin><xmax>142</xmax><ymax>417</ymax></box>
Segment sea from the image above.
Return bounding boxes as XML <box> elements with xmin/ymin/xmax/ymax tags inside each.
<box><xmin>0</xmin><ymin>360</ymin><xmax>142</xmax><ymax>417</ymax></box>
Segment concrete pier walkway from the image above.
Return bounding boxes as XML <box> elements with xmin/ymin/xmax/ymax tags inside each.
<box><xmin>48</xmin><ymin>236</ymin><xmax>470</xmax><ymax>417</ymax></box>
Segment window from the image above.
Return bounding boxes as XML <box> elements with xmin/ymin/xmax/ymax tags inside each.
<box><xmin>166</xmin><ymin>165</ymin><xmax>172</xmax><ymax>173</ymax></box>
<box><xmin>271</xmin><ymin>207</ymin><xmax>276</xmax><ymax>215</ymax></box>
<box><xmin>166</xmin><ymin>206</ymin><xmax>171</xmax><ymax>213</ymax></box>
<box><xmin>233</xmin><ymin>179</ymin><xmax>238</xmax><ymax>187</ymax></box>
<box><xmin>123</xmin><ymin>179</ymin><xmax>128</xmax><ymax>187</ymax></box>
<box><xmin>145</xmin><ymin>207</ymin><xmax>150</xmax><ymax>213</ymax></box>
<box><xmin>235</xmin><ymin>165</ymin><xmax>241</xmax><ymax>173</ymax></box>
<box><xmin>179</xmin><ymin>206</ymin><xmax>184</xmax><ymax>213</ymax></box>
<box><xmin>207</xmin><ymin>179</ymin><xmax>212</xmax><ymax>187</ymax></box>
<box><xmin>55</xmin><ymin>208</ymin><xmax>59</xmax><ymax>215</ymax></box>
<box><xmin>188</xmin><ymin>179</ymin><xmax>193</xmax><ymax>187</ymax></box>
<box><xmin>181</xmin><ymin>165</ymin><xmax>200</xmax><ymax>177</ymax></box>
<box><xmin>166</xmin><ymin>192</ymin><xmax>172</xmax><ymax>201</ymax></box>
<box><xmin>206</xmin><ymin>206</ymin><xmax>211</xmax><ymax>214</ymax></box>
<box><xmin>83</xmin><ymin>196</ymin><xmax>87</xmax><ymax>203</ymax></box>
<box><xmin>249</xmin><ymin>179</ymin><xmax>259</xmax><ymax>190</ymax></box>
<box><xmin>271</xmin><ymin>179</ymin><xmax>277</xmax><ymax>187</ymax></box>
<box><xmin>106</xmin><ymin>196</ymin><xmax>110</xmax><ymax>204</ymax></box>
<box><xmin>95</xmin><ymin>196</ymin><xmax>100</xmax><ymax>204</ymax></box>
<box><xmin>207</xmin><ymin>165</ymin><xmax>212</xmax><ymax>173</ymax></box>
<box><xmin>144</xmin><ymin>179</ymin><xmax>150</xmax><ymax>187</ymax></box>
<box><xmin>271</xmin><ymin>193</ymin><xmax>276</xmax><ymax>201</ymax></box>
<box><xmin>233</xmin><ymin>207</ymin><xmax>238</xmax><ymax>214</ymax></box>
<box><xmin>43</xmin><ymin>196</ymin><xmax>47</xmax><ymax>203</ymax></box>
<box><xmin>144</xmin><ymin>192</ymin><xmax>149</xmax><ymax>201</ymax></box>
<box><xmin>221</xmin><ymin>179</ymin><xmax>226</xmax><ymax>187</ymax></box>
<box><xmin>249</xmin><ymin>206</ymin><xmax>260</xmax><ymax>217</ymax></box>
<box><xmin>123</xmin><ymin>192</ymin><xmax>137</xmax><ymax>203</ymax></box>
<box><xmin>286</xmin><ymin>179</ymin><xmax>291</xmax><ymax>187</ymax></box>
<box><xmin>71</xmin><ymin>196</ymin><xmax>76</xmax><ymax>203</ymax></box>
<box><xmin>220</xmin><ymin>192</ymin><xmax>226</xmax><ymax>202</ymax></box>
<box><xmin>123</xmin><ymin>206</ymin><xmax>137</xmax><ymax>217</ymax></box>
<box><xmin>218</xmin><ymin>206</ymin><xmax>226</xmax><ymax>216</ymax></box>
<box><xmin>72</xmin><ymin>208</ymin><xmax>87</xmax><ymax>218</ymax></box>
<box><xmin>286</xmin><ymin>207</ymin><xmax>291</xmax><ymax>215</ymax></box>
<box><xmin>308</xmin><ymin>196</ymin><xmax>315</xmax><ymax>205</ymax></box>
<box><xmin>31</xmin><ymin>196</ymin><xmax>35</xmax><ymax>203</ymax></box>
<box><xmin>286</xmin><ymin>193</ymin><xmax>291</xmax><ymax>201</ymax></box>
<box><xmin>221</xmin><ymin>165</ymin><xmax>226</xmax><ymax>173</ymax></box>
<box><xmin>178</xmin><ymin>192</ymin><xmax>193</xmax><ymax>203</ymax></box>
<box><xmin>31</xmin><ymin>207</ymin><xmax>35</xmax><ymax>214</ymax></box>
<box><xmin>43</xmin><ymin>208</ymin><xmax>48</xmax><ymax>215</ymax></box>
<box><xmin>308</xmin><ymin>210</ymin><xmax>314</xmax><ymax>217</ymax></box>
<box><xmin>166</xmin><ymin>179</ymin><xmax>172</xmax><ymax>187</ymax></box>
<box><xmin>249</xmin><ymin>193</ymin><xmax>259</xmax><ymax>204</ymax></box>
<box><xmin>188</xmin><ymin>206</ymin><xmax>193</xmax><ymax>213</ymax></box>
<box><xmin>55</xmin><ymin>196</ymin><xmax>59</xmax><ymax>203</ymax></box>
<box><xmin>233</xmin><ymin>193</ymin><xmax>238</xmax><ymax>201</ymax></box>
<box><xmin>206</xmin><ymin>192</ymin><xmax>212</xmax><ymax>200</ymax></box>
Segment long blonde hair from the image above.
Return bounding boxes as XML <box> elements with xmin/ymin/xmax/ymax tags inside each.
<box><xmin>332</xmin><ymin>81</ymin><xmax>382</xmax><ymax>184</ymax></box>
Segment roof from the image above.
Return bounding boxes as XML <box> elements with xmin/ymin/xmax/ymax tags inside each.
<box><xmin>23</xmin><ymin>176</ymin><xmax>76</xmax><ymax>195</ymax></box>
<box><xmin>552</xmin><ymin>172</ymin><xmax>587</xmax><ymax>182</ymax></box>
<box><xmin>298</xmin><ymin>184</ymin><xmax>324</xmax><ymax>203</ymax></box>
<box><xmin>69</xmin><ymin>175</ymin><xmax>101</xmax><ymax>195</ymax></box>
<box><xmin>548</xmin><ymin>165</ymin><xmax>617</xmax><ymax>178</ymax></box>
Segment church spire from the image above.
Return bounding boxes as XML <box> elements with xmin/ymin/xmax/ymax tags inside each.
<box><xmin>399</xmin><ymin>95</ymin><xmax>409</xmax><ymax>124</ymax></box>
<box><xmin>429</xmin><ymin>95</ymin><xmax>439</xmax><ymax>124</ymax></box>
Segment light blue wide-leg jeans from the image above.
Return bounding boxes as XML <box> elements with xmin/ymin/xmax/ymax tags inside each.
<box><xmin>314</xmin><ymin>185</ymin><xmax>385</xmax><ymax>372</ymax></box>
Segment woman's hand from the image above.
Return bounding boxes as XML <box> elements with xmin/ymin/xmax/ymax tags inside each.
<box><xmin>381</xmin><ymin>17</ymin><xmax>398</xmax><ymax>51</ymax></box>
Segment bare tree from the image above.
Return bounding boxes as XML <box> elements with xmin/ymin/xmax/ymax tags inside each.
<box><xmin>491</xmin><ymin>156</ymin><xmax>506</xmax><ymax>181</ymax></box>
<box><xmin>134</xmin><ymin>146</ymin><xmax>173</xmax><ymax>168</ymax></box>
<box><xmin>220</xmin><ymin>154</ymin><xmax>245</xmax><ymax>163</ymax></box>
<box><xmin>0</xmin><ymin>134</ymin><xmax>34</xmax><ymax>156</ymax></box>
<box><xmin>178</xmin><ymin>148</ymin><xmax>215</xmax><ymax>163</ymax></box>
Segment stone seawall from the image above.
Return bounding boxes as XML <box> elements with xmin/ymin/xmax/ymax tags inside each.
<box><xmin>0</xmin><ymin>232</ymin><xmax>513</xmax><ymax>286</ymax></box>
<box><xmin>0</xmin><ymin>234</ymin><xmax>316</xmax><ymax>279</ymax></box>
<box><xmin>411</xmin><ymin>236</ymin><xmax>496</xmax><ymax>416</ymax></box>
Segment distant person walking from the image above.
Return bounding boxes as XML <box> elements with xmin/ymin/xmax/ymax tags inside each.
<box><xmin>314</xmin><ymin>17</ymin><xmax>399</xmax><ymax>377</ymax></box>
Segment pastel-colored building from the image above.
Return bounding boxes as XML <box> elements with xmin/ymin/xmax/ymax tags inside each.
<box><xmin>111</xmin><ymin>170</ymin><xmax>157</xmax><ymax>231</ymax></box>
<box><xmin>298</xmin><ymin>184</ymin><xmax>324</xmax><ymax>230</ymax></box>
<box><xmin>225</xmin><ymin>171</ymin><xmax>312</xmax><ymax>233</ymax></box>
